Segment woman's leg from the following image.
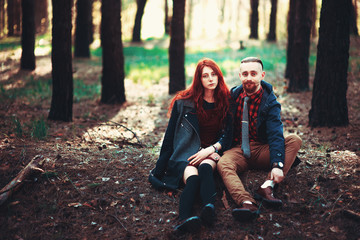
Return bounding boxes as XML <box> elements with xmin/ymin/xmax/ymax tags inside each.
<box><xmin>198</xmin><ymin>159</ymin><xmax>216</xmax><ymax>205</ymax></box>
<box><xmin>179</xmin><ymin>166</ymin><xmax>200</xmax><ymax>220</ymax></box>
<box><xmin>198</xmin><ymin>159</ymin><xmax>217</xmax><ymax>225</ymax></box>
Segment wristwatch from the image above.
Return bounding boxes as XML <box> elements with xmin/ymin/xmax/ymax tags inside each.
<box><xmin>272</xmin><ymin>162</ymin><xmax>284</xmax><ymax>169</ymax></box>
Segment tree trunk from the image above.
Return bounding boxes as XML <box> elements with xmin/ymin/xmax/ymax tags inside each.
<box><xmin>49</xmin><ymin>0</ymin><xmax>74</xmax><ymax>122</ymax></box>
<box><xmin>311</xmin><ymin>0</ymin><xmax>317</xmax><ymax>38</ymax></box>
<box><xmin>164</xmin><ymin>0</ymin><xmax>170</xmax><ymax>35</ymax></box>
<box><xmin>309</xmin><ymin>0</ymin><xmax>350</xmax><ymax>127</ymax></box>
<box><xmin>287</xmin><ymin>0</ymin><xmax>312</xmax><ymax>92</ymax></box>
<box><xmin>186</xmin><ymin>0</ymin><xmax>193</xmax><ymax>39</ymax></box>
<box><xmin>249</xmin><ymin>0</ymin><xmax>259</xmax><ymax>39</ymax></box>
<box><xmin>350</xmin><ymin>0</ymin><xmax>359</xmax><ymax>36</ymax></box>
<box><xmin>169</xmin><ymin>0</ymin><xmax>185</xmax><ymax>94</ymax></box>
<box><xmin>34</xmin><ymin>0</ymin><xmax>48</xmax><ymax>34</ymax></box>
<box><xmin>132</xmin><ymin>0</ymin><xmax>147</xmax><ymax>42</ymax></box>
<box><xmin>285</xmin><ymin>0</ymin><xmax>296</xmax><ymax>79</ymax></box>
<box><xmin>89</xmin><ymin>0</ymin><xmax>94</xmax><ymax>44</ymax></box>
<box><xmin>75</xmin><ymin>0</ymin><xmax>92</xmax><ymax>58</ymax></box>
<box><xmin>101</xmin><ymin>0</ymin><xmax>126</xmax><ymax>104</ymax></box>
<box><xmin>267</xmin><ymin>0</ymin><xmax>277</xmax><ymax>41</ymax></box>
<box><xmin>20</xmin><ymin>0</ymin><xmax>35</xmax><ymax>70</ymax></box>
<box><xmin>8</xmin><ymin>0</ymin><xmax>21</xmax><ymax>36</ymax></box>
<box><xmin>0</xmin><ymin>0</ymin><xmax>5</xmax><ymax>37</ymax></box>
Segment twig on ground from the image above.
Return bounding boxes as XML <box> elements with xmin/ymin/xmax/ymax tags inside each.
<box><xmin>343</xmin><ymin>209</ymin><xmax>360</xmax><ymax>222</ymax></box>
<box><xmin>107</xmin><ymin>214</ymin><xmax>128</xmax><ymax>232</ymax></box>
<box><xmin>85</xmin><ymin>129</ymin><xmax>93</xmax><ymax>142</ymax></box>
<box><xmin>64</xmin><ymin>172</ymin><xmax>83</xmax><ymax>196</ymax></box>
<box><xmin>107</xmin><ymin>121</ymin><xmax>144</xmax><ymax>147</ymax></box>
<box><xmin>0</xmin><ymin>155</ymin><xmax>45</xmax><ymax>206</ymax></box>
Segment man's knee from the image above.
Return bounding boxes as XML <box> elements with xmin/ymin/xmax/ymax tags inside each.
<box><xmin>286</xmin><ymin>134</ymin><xmax>302</xmax><ymax>149</ymax></box>
<box><xmin>217</xmin><ymin>155</ymin><xmax>235</xmax><ymax>175</ymax></box>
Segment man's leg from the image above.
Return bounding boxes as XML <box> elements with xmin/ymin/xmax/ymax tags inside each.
<box><xmin>217</xmin><ymin>146</ymin><xmax>255</xmax><ymax>205</ymax></box>
<box><xmin>249</xmin><ymin>134</ymin><xmax>302</xmax><ymax>177</ymax></box>
<box><xmin>251</xmin><ymin>135</ymin><xmax>302</xmax><ymax>207</ymax></box>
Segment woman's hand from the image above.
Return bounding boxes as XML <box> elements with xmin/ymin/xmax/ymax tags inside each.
<box><xmin>187</xmin><ymin>147</ymin><xmax>213</xmax><ymax>167</ymax></box>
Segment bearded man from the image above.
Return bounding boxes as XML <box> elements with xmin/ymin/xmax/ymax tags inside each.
<box><xmin>218</xmin><ymin>57</ymin><xmax>302</xmax><ymax>221</ymax></box>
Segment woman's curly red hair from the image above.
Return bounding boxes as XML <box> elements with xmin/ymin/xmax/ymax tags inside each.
<box><xmin>168</xmin><ymin>58</ymin><xmax>230</xmax><ymax>126</ymax></box>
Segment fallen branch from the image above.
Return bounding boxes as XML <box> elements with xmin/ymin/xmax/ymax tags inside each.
<box><xmin>0</xmin><ymin>155</ymin><xmax>45</xmax><ymax>206</ymax></box>
<box><xmin>343</xmin><ymin>209</ymin><xmax>360</xmax><ymax>222</ymax></box>
<box><xmin>107</xmin><ymin>121</ymin><xmax>144</xmax><ymax>147</ymax></box>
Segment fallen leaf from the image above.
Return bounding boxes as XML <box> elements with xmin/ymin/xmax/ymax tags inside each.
<box><xmin>330</xmin><ymin>226</ymin><xmax>340</xmax><ymax>233</ymax></box>
<box><xmin>83</xmin><ymin>203</ymin><xmax>95</xmax><ymax>209</ymax></box>
<box><xmin>68</xmin><ymin>202</ymin><xmax>82</xmax><ymax>208</ymax></box>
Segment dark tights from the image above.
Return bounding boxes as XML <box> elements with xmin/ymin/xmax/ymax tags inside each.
<box><xmin>178</xmin><ymin>163</ymin><xmax>216</xmax><ymax>220</ymax></box>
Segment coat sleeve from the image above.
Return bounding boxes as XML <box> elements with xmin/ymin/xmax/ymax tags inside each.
<box><xmin>265</xmin><ymin>97</ymin><xmax>285</xmax><ymax>167</ymax></box>
<box><xmin>152</xmin><ymin>101</ymin><xmax>179</xmax><ymax>178</ymax></box>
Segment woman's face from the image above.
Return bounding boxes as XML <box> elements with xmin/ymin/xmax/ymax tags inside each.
<box><xmin>201</xmin><ymin>66</ymin><xmax>218</xmax><ymax>91</ymax></box>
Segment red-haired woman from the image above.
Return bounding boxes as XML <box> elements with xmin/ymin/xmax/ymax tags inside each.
<box><xmin>149</xmin><ymin>58</ymin><xmax>233</xmax><ymax>233</ymax></box>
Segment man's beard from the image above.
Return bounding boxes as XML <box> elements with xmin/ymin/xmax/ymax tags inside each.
<box><xmin>243</xmin><ymin>82</ymin><xmax>258</xmax><ymax>94</ymax></box>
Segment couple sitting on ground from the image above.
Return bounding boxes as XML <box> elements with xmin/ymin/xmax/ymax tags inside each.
<box><xmin>149</xmin><ymin>56</ymin><xmax>302</xmax><ymax>233</ymax></box>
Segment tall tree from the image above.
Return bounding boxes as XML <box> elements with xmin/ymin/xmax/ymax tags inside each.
<box><xmin>285</xmin><ymin>0</ymin><xmax>296</xmax><ymax>79</ymax></box>
<box><xmin>0</xmin><ymin>0</ymin><xmax>5</xmax><ymax>37</ymax></box>
<box><xmin>34</xmin><ymin>0</ymin><xmax>48</xmax><ymax>34</ymax></box>
<box><xmin>350</xmin><ymin>0</ymin><xmax>359</xmax><ymax>36</ymax></box>
<box><xmin>287</xmin><ymin>0</ymin><xmax>312</xmax><ymax>92</ymax></box>
<box><xmin>101</xmin><ymin>0</ymin><xmax>126</xmax><ymax>104</ymax></box>
<box><xmin>310</xmin><ymin>0</ymin><xmax>317</xmax><ymax>38</ymax></box>
<box><xmin>164</xmin><ymin>0</ymin><xmax>170</xmax><ymax>35</ymax></box>
<box><xmin>249</xmin><ymin>0</ymin><xmax>259</xmax><ymax>39</ymax></box>
<box><xmin>309</xmin><ymin>0</ymin><xmax>351</xmax><ymax>127</ymax></box>
<box><xmin>49</xmin><ymin>0</ymin><xmax>74</xmax><ymax>122</ymax></box>
<box><xmin>75</xmin><ymin>0</ymin><xmax>93</xmax><ymax>58</ymax></box>
<box><xmin>132</xmin><ymin>0</ymin><xmax>147</xmax><ymax>42</ymax></box>
<box><xmin>7</xmin><ymin>0</ymin><xmax>21</xmax><ymax>36</ymax></box>
<box><xmin>186</xmin><ymin>0</ymin><xmax>193</xmax><ymax>39</ymax></box>
<box><xmin>20</xmin><ymin>0</ymin><xmax>35</xmax><ymax>70</ymax></box>
<box><xmin>169</xmin><ymin>0</ymin><xmax>185</xmax><ymax>94</ymax></box>
<box><xmin>267</xmin><ymin>0</ymin><xmax>277</xmax><ymax>41</ymax></box>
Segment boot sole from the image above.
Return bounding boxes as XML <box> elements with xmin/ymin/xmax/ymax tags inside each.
<box><xmin>174</xmin><ymin>216</ymin><xmax>201</xmax><ymax>233</ymax></box>
<box><xmin>232</xmin><ymin>209</ymin><xmax>258</xmax><ymax>222</ymax></box>
<box><xmin>254</xmin><ymin>193</ymin><xmax>283</xmax><ymax>208</ymax></box>
<box><xmin>200</xmin><ymin>204</ymin><xmax>215</xmax><ymax>226</ymax></box>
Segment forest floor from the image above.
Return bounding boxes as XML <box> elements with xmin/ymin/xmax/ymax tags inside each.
<box><xmin>0</xmin><ymin>38</ymin><xmax>360</xmax><ymax>240</ymax></box>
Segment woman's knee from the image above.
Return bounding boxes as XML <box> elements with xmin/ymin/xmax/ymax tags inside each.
<box><xmin>183</xmin><ymin>165</ymin><xmax>198</xmax><ymax>183</ymax></box>
<box><xmin>200</xmin><ymin>159</ymin><xmax>216</xmax><ymax>170</ymax></box>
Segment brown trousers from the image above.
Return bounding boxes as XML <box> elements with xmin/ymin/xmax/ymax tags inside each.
<box><xmin>217</xmin><ymin>134</ymin><xmax>302</xmax><ymax>206</ymax></box>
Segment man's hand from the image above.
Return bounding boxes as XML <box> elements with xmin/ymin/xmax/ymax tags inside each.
<box><xmin>270</xmin><ymin>168</ymin><xmax>284</xmax><ymax>183</ymax></box>
<box><xmin>187</xmin><ymin>147</ymin><xmax>213</xmax><ymax>167</ymax></box>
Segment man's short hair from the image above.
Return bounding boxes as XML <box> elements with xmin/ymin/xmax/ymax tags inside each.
<box><xmin>241</xmin><ymin>57</ymin><xmax>263</xmax><ymax>70</ymax></box>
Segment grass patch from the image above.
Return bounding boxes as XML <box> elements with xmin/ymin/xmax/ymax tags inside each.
<box><xmin>74</xmin><ymin>79</ymin><xmax>101</xmax><ymax>102</ymax></box>
<box><xmin>31</xmin><ymin>117</ymin><xmax>48</xmax><ymax>140</ymax></box>
<box><xmin>12</xmin><ymin>116</ymin><xmax>23</xmax><ymax>137</ymax></box>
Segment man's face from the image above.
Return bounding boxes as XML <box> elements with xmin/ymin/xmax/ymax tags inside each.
<box><xmin>239</xmin><ymin>62</ymin><xmax>265</xmax><ymax>95</ymax></box>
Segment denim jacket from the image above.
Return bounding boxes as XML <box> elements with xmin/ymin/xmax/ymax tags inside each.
<box><xmin>149</xmin><ymin>99</ymin><xmax>232</xmax><ymax>190</ymax></box>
